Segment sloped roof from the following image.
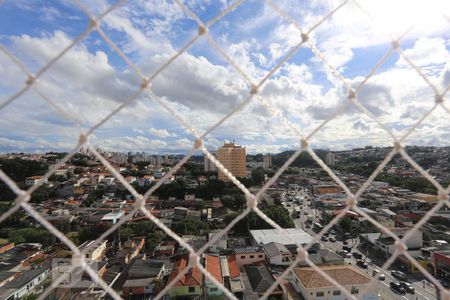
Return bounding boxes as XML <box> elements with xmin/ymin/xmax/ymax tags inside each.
<box><xmin>244</xmin><ymin>265</ymin><xmax>275</xmax><ymax>293</ymax></box>
<box><xmin>227</xmin><ymin>256</ymin><xmax>240</xmax><ymax>279</ymax></box>
<box><xmin>167</xmin><ymin>257</ymin><xmax>202</xmax><ymax>287</ymax></box>
<box><xmin>293</xmin><ymin>265</ymin><xmax>371</xmax><ymax>289</ymax></box>
<box><xmin>263</xmin><ymin>242</ymin><xmax>290</xmax><ymax>257</ymax></box>
<box><xmin>205</xmin><ymin>255</ymin><xmax>222</xmax><ymax>283</ymax></box>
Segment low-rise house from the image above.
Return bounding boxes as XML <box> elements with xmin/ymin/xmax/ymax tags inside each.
<box><xmin>243</xmin><ymin>264</ymin><xmax>283</xmax><ymax>298</ymax></box>
<box><xmin>0</xmin><ymin>268</ymin><xmax>49</xmax><ymax>300</ymax></box>
<box><xmin>25</xmin><ymin>176</ymin><xmax>47</xmax><ymax>186</ymax></box>
<box><xmin>263</xmin><ymin>242</ymin><xmax>292</xmax><ymax>266</ymax></box>
<box><xmin>115</xmin><ymin>238</ymin><xmax>145</xmax><ymax>266</ymax></box>
<box><xmin>299</xmin><ymin>249</ymin><xmax>345</xmax><ymax>266</ymax></box>
<box><xmin>167</xmin><ymin>257</ymin><xmax>203</xmax><ymax>299</ymax></box>
<box><xmin>153</xmin><ymin>241</ymin><xmax>176</xmax><ymax>258</ymax></box>
<box><xmin>0</xmin><ymin>271</ymin><xmax>15</xmax><ymax>288</ymax></box>
<box><xmin>0</xmin><ymin>243</ymin><xmax>42</xmax><ymax>272</ymax></box>
<box><xmin>79</xmin><ymin>240</ymin><xmax>107</xmax><ymax>261</ymax></box>
<box><xmin>235</xmin><ymin>247</ymin><xmax>265</xmax><ymax>267</ymax></box>
<box><xmin>291</xmin><ymin>265</ymin><xmax>377</xmax><ymax>300</ymax></box>
<box><xmin>122</xmin><ymin>259</ymin><xmax>166</xmax><ymax>298</ymax></box>
<box><xmin>204</xmin><ymin>255</ymin><xmax>223</xmax><ymax>298</ymax></box>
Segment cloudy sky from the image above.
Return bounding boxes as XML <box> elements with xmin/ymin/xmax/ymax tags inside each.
<box><xmin>0</xmin><ymin>0</ymin><xmax>449</xmax><ymax>154</ymax></box>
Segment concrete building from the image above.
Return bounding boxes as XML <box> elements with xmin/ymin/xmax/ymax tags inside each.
<box><xmin>250</xmin><ymin>228</ymin><xmax>316</xmax><ymax>253</ymax></box>
<box><xmin>79</xmin><ymin>240</ymin><xmax>107</xmax><ymax>261</ymax></box>
<box><xmin>204</xmin><ymin>151</ymin><xmax>217</xmax><ymax>172</ymax></box>
<box><xmin>263</xmin><ymin>154</ymin><xmax>272</xmax><ymax>170</ymax></box>
<box><xmin>217</xmin><ymin>142</ymin><xmax>246</xmax><ymax>181</ymax></box>
<box><xmin>325</xmin><ymin>152</ymin><xmax>336</xmax><ymax>166</ymax></box>
<box><xmin>291</xmin><ymin>265</ymin><xmax>378</xmax><ymax>300</ymax></box>
<box><xmin>234</xmin><ymin>247</ymin><xmax>265</xmax><ymax>267</ymax></box>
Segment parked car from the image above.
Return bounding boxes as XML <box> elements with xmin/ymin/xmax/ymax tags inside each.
<box><xmin>391</xmin><ymin>270</ymin><xmax>407</xmax><ymax>281</ymax></box>
<box><xmin>338</xmin><ymin>250</ymin><xmax>351</xmax><ymax>258</ymax></box>
<box><xmin>372</xmin><ymin>269</ymin><xmax>386</xmax><ymax>281</ymax></box>
<box><xmin>321</xmin><ymin>235</ymin><xmax>329</xmax><ymax>242</ymax></box>
<box><xmin>356</xmin><ymin>260</ymin><xmax>368</xmax><ymax>269</ymax></box>
<box><xmin>342</xmin><ymin>245</ymin><xmax>352</xmax><ymax>252</ymax></box>
<box><xmin>352</xmin><ymin>252</ymin><xmax>363</xmax><ymax>259</ymax></box>
<box><xmin>329</xmin><ymin>236</ymin><xmax>336</xmax><ymax>242</ymax></box>
<box><xmin>399</xmin><ymin>282</ymin><xmax>415</xmax><ymax>294</ymax></box>
<box><xmin>390</xmin><ymin>282</ymin><xmax>406</xmax><ymax>295</ymax></box>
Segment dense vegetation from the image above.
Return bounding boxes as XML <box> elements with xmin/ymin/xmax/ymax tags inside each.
<box><xmin>224</xmin><ymin>206</ymin><xmax>295</xmax><ymax>234</ymax></box>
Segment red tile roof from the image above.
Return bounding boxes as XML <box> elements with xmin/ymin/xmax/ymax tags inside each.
<box><xmin>227</xmin><ymin>255</ymin><xmax>240</xmax><ymax>279</ymax></box>
<box><xmin>205</xmin><ymin>255</ymin><xmax>222</xmax><ymax>283</ymax></box>
<box><xmin>168</xmin><ymin>257</ymin><xmax>203</xmax><ymax>287</ymax></box>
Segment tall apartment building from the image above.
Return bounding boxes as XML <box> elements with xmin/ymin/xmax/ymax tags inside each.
<box><xmin>325</xmin><ymin>152</ymin><xmax>335</xmax><ymax>166</ymax></box>
<box><xmin>217</xmin><ymin>142</ymin><xmax>246</xmax><ymax>181</ymax></box>
<box><xmin>204</xmin><ymin>151</ymin><xmax>217</xmax><ymax>172</ymax></box>
<box><xmin>263</xmin><ymin>154</ymin><xmax>272</xmax><ymax>170</ymax></box>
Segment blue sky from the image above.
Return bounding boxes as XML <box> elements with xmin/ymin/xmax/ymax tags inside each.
<box><xmin>0</xmin><ymin>0</ymin><xmax>449</xmax><ymax>154</ymax></box>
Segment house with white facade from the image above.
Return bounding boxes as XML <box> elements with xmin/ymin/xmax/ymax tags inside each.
<box><xmin>263</xmin><ymin>242</ymin><xmax>292</xmax><ymax>266</ymax></box>
<box><xmin>0</xmin><ymin>268</ymin><xmax>49</xmax><ymax>300</ymax></box>
<box><xmin>291</xmin><ymin>265</ymin><xmax>379</xmax><ymax>300</ymax></box>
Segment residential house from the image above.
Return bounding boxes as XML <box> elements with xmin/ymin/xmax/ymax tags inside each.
<box><xmin>204</xmin><ymin>255</ymin><xmax>223</xmax><ymax>298</ymax></box>
<box><xmin>291</xmin><ymin>265</ymin><xmax>378</xmax><ymax>300</ymax></box>
<box><xmin>234</xmin><ymin>247</ymin><xmax>265</xmax><ymax>267</ymax></box>
<box><xmin>263</xmin><ymin>242</ymin><xmax>292</xmax><ymax>266</ymax></box>
<box><xmin>25</xmin><ymin>176</ymin><xmax>47</xmax><ymax>186</ymax></box>
<box><xmin>0</xmin><ymin>268</ymin><xmax>49</xmax><ymax>300</ymax></box>
<box><xmin>243</xmin><ymin>265</ymin><xmax>283</xmax><ymax>298</ymax></box>
<box><xmin>79</xmin><ymin>240</ymin><xmax>107</xmax><ymax>261</ymax></box>
<box><xmin>167</xmin><ymin>257</ymin><xmax>203</xmax><ymax>299</ymax></box>
<box><xmin>299</xmin><ymin>249</ymin><xmax>345</xmax><ymax>267</ymax></box>
<box><xmin>122</xmin><ymin>259</ymin><xmax>166</xmax><ymax>298</ymax></box>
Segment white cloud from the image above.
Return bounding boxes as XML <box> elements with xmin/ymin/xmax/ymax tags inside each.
<box><xmin>148</xmin><ymin>128</ymin><xmax>177</xmax><ymax>138</ymax></box>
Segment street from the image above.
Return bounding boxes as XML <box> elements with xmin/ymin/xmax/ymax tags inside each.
<box><xmin>280</xmin><ymin>185</ymin><xmax>438</xmax><ymax>300</ymax></box>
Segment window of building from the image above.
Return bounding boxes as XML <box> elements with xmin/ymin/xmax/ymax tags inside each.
<box><xmin>210</xmin><ymin>288</ymin><xmax>218</xmax><ymax>292</ymax></box>
<box><xmin>258</xmin><ymin>254</ymin><xmax>263</xmax><ymax>258</ymax></box>
<box><xmin>241</xmin><ymin>255</ymin><xmax>245</xmax><ymax>259</ymax></box>
<box><xmin>316</xmin><ymin>291</ymin><xmax>324</xmax><ymax>297</ymax></box>
<box><xmin>250</xmin><ymin>255</ymin><xmax>254</xmax><ymax>258</ymax></box>
<box><xmin>189</xmin><ymin>287</ymin><xmax>196</xmax><ymax>293</ymax></box>
<box><xmin>351</xmin><ymin>288</ymin><xmax>359</xmax><ymax>294</ymax></box>
<box><xmin>333</xmin><ymin>290</ymin><xmax>341</xmax><ymax>296</ymax></box>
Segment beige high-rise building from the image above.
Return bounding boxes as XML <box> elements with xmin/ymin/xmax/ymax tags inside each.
<box><xmin>217</xmin><ymin>142</ymin><xmax>246</xmax><ymax>181</ymax></box>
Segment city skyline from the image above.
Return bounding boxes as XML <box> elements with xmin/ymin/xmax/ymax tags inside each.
<box><xmin>0</xmin><ymin>1</ymin><xmax>449</xmax><ymax>154</ymax></box>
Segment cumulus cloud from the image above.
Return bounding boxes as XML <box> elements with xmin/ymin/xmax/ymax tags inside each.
<box><xmin>0</xmin><ymin>0</ymin><xmax>449</xmax><ymax>154</ymax></box>
<box><xmin>148</xmin><ymin>128</ymin><xmax>177</xmax><ymax>138</ymax></box>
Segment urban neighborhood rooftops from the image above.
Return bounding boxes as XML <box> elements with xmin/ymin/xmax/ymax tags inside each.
<box><xmin>250</xmin><ymin>228</ymin><xmax>314</xmax><ymax>246</ymax></box>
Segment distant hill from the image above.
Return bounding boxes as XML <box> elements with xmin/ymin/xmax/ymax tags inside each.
<box><xmin>271</xmin><ymin>149</ymin><xmax>327</xmax><ymax>168</ymax></box>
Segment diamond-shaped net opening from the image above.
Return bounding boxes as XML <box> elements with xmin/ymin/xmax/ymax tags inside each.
<box><xmin>0</xmin><ymin>0</ymin><xmax>450</xmax><ymax>299</ymax></box>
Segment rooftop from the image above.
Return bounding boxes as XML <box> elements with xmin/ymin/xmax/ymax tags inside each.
<box><xmin>250</xmin><ymin>228</ymin><xmax>314</xmax><ymax>246</ymax></box>
<box><xmin>167</xmin><ymin>257</ymin><xmax>202</xmax><ymax>287</ymax></box>
<box><xmin>293</xmin><ymin>265</ymin><xmax>371</xmax><ymax>289</ymax></box>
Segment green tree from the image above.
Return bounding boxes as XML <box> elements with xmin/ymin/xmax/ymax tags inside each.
<box><xmin>251</xmin><ymin>167</ymin><xmax>265</xmax><ymax>186</ymax></box>
<box><xmin>78</xmin><ymin>223</ymin><xmax>112</xmax><ymax>244</ymax></box>
<box><xmin>339</xmin><ymin>218</ymin><xmax>352</xmax><ymax>233</ymax></box>
<box><xmin>221</xmin><ymin>195</ymin><xmax>235</xmax><ymax>208</ymax></box>
<box><xmin>11</xmin><ymin>228</ymin><xmax>56</xmax><ymax>249</ymax></box>
<box><xmin>173</xmin><ymin>220</ymin><xmax>209</xmax><ymax>235</ymax></box>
